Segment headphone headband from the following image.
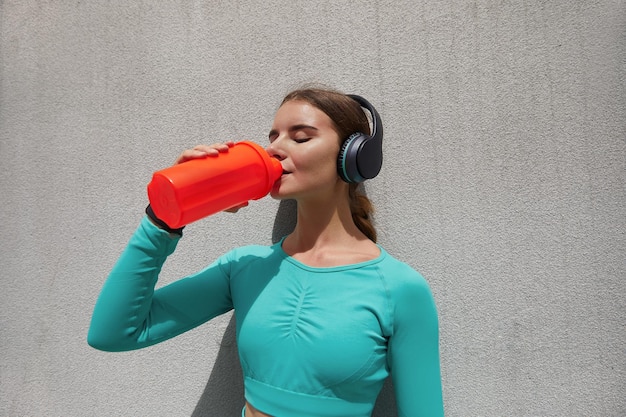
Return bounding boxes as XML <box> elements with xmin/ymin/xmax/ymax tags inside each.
<box><xmin>347</xmin><ymin>94</ymin><xmax>384</xmax><ymax>146</ymax></box>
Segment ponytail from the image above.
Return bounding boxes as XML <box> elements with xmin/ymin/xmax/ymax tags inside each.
<box><xmin>349</xmin><ymin>183</ymin><xmax>377</xmax><ymax>243</ymax></box>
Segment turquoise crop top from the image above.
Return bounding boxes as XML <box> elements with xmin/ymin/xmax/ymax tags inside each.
<box><xmin>88</xmin><ymin>217</ymin><xmax>443</xmax><ymax>417</ymax></box>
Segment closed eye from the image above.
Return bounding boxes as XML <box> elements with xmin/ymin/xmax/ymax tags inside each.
<box><xmin>294</xmin><ymin>138</ymin><xmax>310</xmax><ymax>143</ymax></box>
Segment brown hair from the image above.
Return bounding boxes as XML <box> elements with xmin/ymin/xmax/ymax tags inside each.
<box><xmin>281</xmin><ymin>88</ymin><xmax>378</xmax><ymax>242</ymax></box>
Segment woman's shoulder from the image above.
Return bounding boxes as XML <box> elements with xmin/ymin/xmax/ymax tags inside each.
<box><xmin>378</xmin><ymin>248</ymin><xmax>432</xmax><ymax>293</ymax></box>
<box><xmin>219</xmin><ymin>241</ymin><xmax>283</xmax><ymax>264</ymax></box>
<box><xmin>214</xmin><ymin>242</ymin><xmax>285</xmax><ymax>279</ymax></box>
<box><xmin>378</xmin><ymin>249</ymin><xmax>438</xmax><ymax>327</ymax></box>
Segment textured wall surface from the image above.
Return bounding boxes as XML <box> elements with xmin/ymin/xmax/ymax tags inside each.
<box><xmin>1</xmin><ymin>1</ymin><xmax>624</xmax><ymax>416</ymax></box>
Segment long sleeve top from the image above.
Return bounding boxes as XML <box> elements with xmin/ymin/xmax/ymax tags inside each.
<box><xmin>88</xmin><ymin>217</ymin><xmax>444</xmax><ymax>417</ymax></box>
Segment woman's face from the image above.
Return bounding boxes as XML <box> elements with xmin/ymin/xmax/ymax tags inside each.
<box><xmin>266</xmin><ymin>100</ymin><xmax>344</xmax><ymax>201</ymax></box>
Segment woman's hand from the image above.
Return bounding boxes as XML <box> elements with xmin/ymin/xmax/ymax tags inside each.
<box><xmin>224</xmin><ymin>201</ymin><xmax>249</xmax><ymax>213</ymax></box>
<box><xmin>174</xmin><ymin>141</ymin><xmax>235</xmax><ymax>165</ymax></box>
<box><xmin>173</xmin><ymin>141</ymin><xmax>247</xmax><ymax>213</ymax></box>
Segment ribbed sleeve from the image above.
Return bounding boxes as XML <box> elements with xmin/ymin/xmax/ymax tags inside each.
<box><xmin>87</xmin><ymin>216</ymin><xmax>233</xmax><ymax>351</ymax></box>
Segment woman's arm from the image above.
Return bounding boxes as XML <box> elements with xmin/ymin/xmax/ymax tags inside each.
<box><xmin>388</xmin><ymin>272</ymin><xmax>444</xmax><ymax>417</ymax></box>
<box><xmin>87</xmin><ymin>216</ymin><xmax>233</xmax><ymax>352</ymax></box>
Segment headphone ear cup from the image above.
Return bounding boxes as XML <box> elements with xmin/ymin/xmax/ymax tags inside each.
<box><xmin>337</xmin><ymin>133</ymin><xmax>366</xmax><ymax>183</ymax></box>
<box><xmin>337</xmin><ymin>95</ymin><xmax>384</xmax><ymax>183</ymax></box>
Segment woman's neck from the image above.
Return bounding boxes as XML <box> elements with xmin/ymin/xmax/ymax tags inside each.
<box><xmin>282</xmin><ymin>196</ymin><xmax>378</xmax><ymax>267</ymax></box>
<box><xmin>291</xmin><ymin>196</ymin><xmax>357</xmax><ymax>245</ymax></box>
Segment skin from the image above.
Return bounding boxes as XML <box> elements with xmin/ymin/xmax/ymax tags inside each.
<box><xmin>176</xmin><ymin>100</ymin><xmax>380</xmax><ymax>417</ymax></box>
<box><xmin>266</xmin><ymin>100</ymin><xmax>380</xmax><ymax>268</ymax></box>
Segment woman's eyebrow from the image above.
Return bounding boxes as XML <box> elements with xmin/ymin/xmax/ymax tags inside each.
<box><xmin>289</xmin><ymin>124</ymin><xmax>318</xmax><ymax>133</ymax></box>
<box><xmin>268</xmin><ymin>124</ymin><xmax>318</xmax><ymax>138</ymax></box>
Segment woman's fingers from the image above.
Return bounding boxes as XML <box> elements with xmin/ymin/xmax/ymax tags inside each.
<box><xmin>224</xmin><ymin>201</ymin><xmax>249</xmax><ymax>213</ymax></box>
<box><xmin>170</xmin><ymin>141</ymin><xmax>246</xmax><ymax>214</ymax></box>
<box><xmin>174</xmin><ymin>141</ymin><xmax>235</xmax><ymax>165</ymax></box>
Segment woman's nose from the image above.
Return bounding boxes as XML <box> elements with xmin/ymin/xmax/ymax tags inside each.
<box><xmin>266</xmin><ymin>141</ymin><xmax>286</xmax><ymax>161</ymax></box>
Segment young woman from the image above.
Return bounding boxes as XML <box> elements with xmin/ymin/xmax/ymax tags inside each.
<box><xmin>88</xmin><ymin>88</ymin><xmax>444</xmax><ymax>417</ymax></box>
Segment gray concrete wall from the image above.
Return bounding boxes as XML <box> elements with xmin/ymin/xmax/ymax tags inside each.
<box><xmin>1</xmin><ymin>1</ymin><xmax>624</xmax><ymax>416</ymax></box>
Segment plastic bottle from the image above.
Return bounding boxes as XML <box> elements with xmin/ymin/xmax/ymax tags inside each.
<box><xmin>147</xmin><ymin>141</ymin><xmax>283</xmax><ymax>229</ymax></box>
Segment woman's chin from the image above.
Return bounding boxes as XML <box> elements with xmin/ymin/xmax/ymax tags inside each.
<box><xmin>270</xmin><ymin>185</ymin><xmax>298</xmax><ymax>200</ymax></box>
<box><xmin>269</xmin><ymin>186</ymin><xmax>286</xmax><ymax>199</ymax></box>
<box><xmin>270</xmin><ymin>177</ymin><xmax>291</xmax><ymax>199</ymax></box>
<box><xmin>270</xmin><ymin>190</ymin><xmax>290</xmax><ymax>200</ymax></box>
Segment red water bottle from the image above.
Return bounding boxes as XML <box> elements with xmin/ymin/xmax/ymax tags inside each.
<box><xmin>147</xmin><ymin>141</ymin><xmax>283</xmax><ymax>229</ymax></box>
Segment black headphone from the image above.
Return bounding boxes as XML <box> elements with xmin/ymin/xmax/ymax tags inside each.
<box><xmin>337</xmin><ymin>95</ymin><xmax>384</xmax><ymax>183</ymax></box>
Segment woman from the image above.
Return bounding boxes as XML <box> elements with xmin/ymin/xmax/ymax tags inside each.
<box><xmin>88</xmin><ymin>88</ymin><xmax>443</xmax><ymax>417</ymax></box>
